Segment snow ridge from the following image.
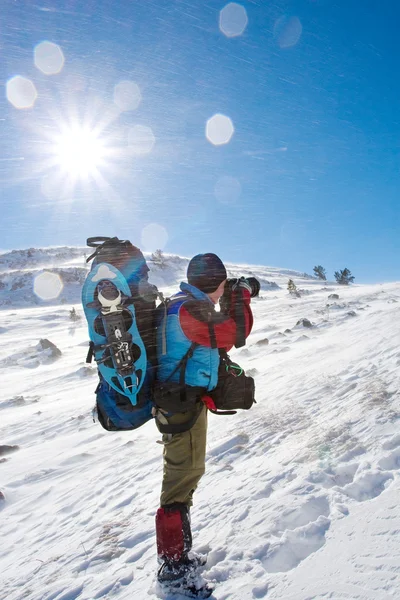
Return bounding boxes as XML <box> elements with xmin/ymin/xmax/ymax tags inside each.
<box><xmin>0</xmin><ymin>245</ymin><xmax>312</xmax><ymax>308</ymax></box>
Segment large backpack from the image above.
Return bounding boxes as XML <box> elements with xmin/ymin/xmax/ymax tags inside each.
<box><xmin>82</xmin><ymin>236</ymin><xmax>160</xmax><ymax>431</ymax></box>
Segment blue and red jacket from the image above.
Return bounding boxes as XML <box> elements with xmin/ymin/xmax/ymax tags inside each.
<box><xmin>157</xmin><ymin>282</ymin><xmax>253</xmax><ymax>392</ymax></box>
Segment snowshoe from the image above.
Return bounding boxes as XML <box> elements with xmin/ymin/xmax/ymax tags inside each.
<box><xmin>187</xmin><ymin>552</ymin><xmax>207</xmax><ymax>570</ymax></box>
<box><xmin>157</xmin><ymin>557</ymin><xmax>213</xmax><ymax>599</ymax></box>
<box><xmin>82</xmin><ymin>261</ymin><xmax>146</xmax><ymax>404</ymax></box>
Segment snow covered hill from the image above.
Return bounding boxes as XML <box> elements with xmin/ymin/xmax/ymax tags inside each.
<box><xmin>1</xmin><ymin>246</ymin><xmax>400</xmax><ymax>600</ymax></box>
<box><xmin>0</xmin><ymin>245</ymin><xmax>309</xmax><ymax>308</ymax></box>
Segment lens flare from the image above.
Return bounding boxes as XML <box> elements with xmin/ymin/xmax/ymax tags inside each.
<box><xmin>206</xmin><ymin>114</ymin><xmax>235</xmax><ymax>146</ymax></box>
<box><xmin>34</xmin><ymin>272</ymin><xmax>63</xmax><ymax>300</ymax></box>
<box><xmin>53</xmin><ymin>126</ymin><xmax>106</xmax><ymax>179</ymax></box>
<box><xmin>6</xmin><ymin>76</ymin><xmax>37</xmax><ymax>109</ymax></box>
<box><xmin>219</xmin><ymin>3</ymin><xmax>248</xmax><ymax>38</ymax></box>
<box><xmin>34</xmin><ymin>41</ymin><xmax>65</xmax><ymax>75</ymax></box>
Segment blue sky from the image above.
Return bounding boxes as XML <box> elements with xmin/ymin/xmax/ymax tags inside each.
<box><xmin>0</xmin><ymin>0</ymin><xmax>399</xmax><ymax>283</ymax></box>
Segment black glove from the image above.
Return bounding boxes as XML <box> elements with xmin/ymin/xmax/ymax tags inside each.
<box><xmin>231</xmin><ymin>277</ymin><xmax>253</xmax><ymax>294</ymax></box>
<box><xmin>220</xmin><ymin>276</ymin><xmax>260</xmax><ymax>314</ymax></box>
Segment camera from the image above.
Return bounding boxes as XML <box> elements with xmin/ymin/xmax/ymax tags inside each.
<box><xmin>225</xmin><ymin>276</ymin><xmax>260</xmax><ymax>298</ymax></box>
<box><xmin>220</xmin><ymin>276</ymin><xmax>260</xmax><ymax>314</ymax></box>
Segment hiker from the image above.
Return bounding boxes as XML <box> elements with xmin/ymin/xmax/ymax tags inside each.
<box><xmin>154</xmin><ymin>253</ymin><xmax>255</xmax><ymax>592</ymax></box>
<box><xmin>82</xmin><ymin>238</ymin><xmax>257</xmax><ymax>597</ymax></box>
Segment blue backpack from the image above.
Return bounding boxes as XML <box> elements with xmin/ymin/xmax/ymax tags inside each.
<box><xmin>82</xmin><ymin>237</ymin><xmax>160</xmax><ymax>431</ymax></box>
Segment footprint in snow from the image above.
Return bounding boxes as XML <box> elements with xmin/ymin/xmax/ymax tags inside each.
<box><xmin>328</xmin><ymin>462</ymin><xmax>360</xmax><ymax>487</ymax></box>
<box><xmin>252</xmin><ymin>495</ymin><xmax>332</xmax><ymax>574</ymax></box>
<box><xmin>272</xmin><ymin>495</ymin><xmax>330</xmax><ymax>534</ymax></box>
<box><xmin>262</xmin><ymin>515</ymin><xmax>331</xmax><ymax>573</ymax></box>
<box><xmin>337</xmin><ymin>444</ymin><xmax>366</xmax><ymax>463</ymax></box>
<box><xmin>307</xmin><ymin>462</ymin><xmax>359</xmax><ymax>489</ymax></box>
<box><xmin>341</xmin><ymin>470</ymin><xmax>393</xmax><ymax>502</ymax></box>
<box><xmin>378</xmin><ymin>447</ymin><xmax>400</xmax><ymax>471</ymax></box>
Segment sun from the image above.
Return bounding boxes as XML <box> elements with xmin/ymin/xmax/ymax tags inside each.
<box><xmin>35</xmin><ymin>117</ymin><xmax>121</xmax><ymax>212</ymax></box>
<box><xmin>53</xmin><ymin>125</ymin><xmax>107</xmax><ymax>180</ymax></box>
<box><xmin>34</xmin><ymin>108</ymin><xmax>126</xmax><ymax>213</ymax></box>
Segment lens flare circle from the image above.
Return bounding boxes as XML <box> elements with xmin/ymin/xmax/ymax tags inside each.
<box><xmin>34</xmin><ymin>272</ymin><xmax>63</xmax><ymax>300</ymax></box>
<box><xmin>128</xmin><ymin>124</ymin><xmax>155</xmax><ymax>155</ymax></box>
<box><xmin>6</xmin><ymin>76</ymin><xmax>37</xmax><ymax>109</ymax></box>
<box><xmin>34</xmin><ymin>41</ymin><xmax>65</xmax><ymax>75</ymax></box>
<box><xmin>274</xmin><ymin>16</ymin><xmax>303</xmax><ymax>49</ymax></box>
<box><xmin>219</xmin><ymin>3</ymin><xmax>248</xmax><ymax>38</ymax></box>
<box><xmin>113</xmin><ymin>80</ymin><xmax>142</xmax><ymax>111</ymax></box>
<box><xmin>206</xmin><ymin>113</ymin><xmax>234</xmax><ymax>146</ymax></box>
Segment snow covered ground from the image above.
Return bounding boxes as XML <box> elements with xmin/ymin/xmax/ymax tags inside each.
<box><xmin>1</xmin><ymin>247</ymin><xmax>400</xmax><ymax>600</ymax></box>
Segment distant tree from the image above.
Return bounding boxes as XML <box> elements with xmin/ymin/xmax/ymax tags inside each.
<box><xmin>334</xmin><ymin>268</ymin><xmax>355</xmax><ymax>285</ymax></box>
<box><xmin>313</xmin><ymin>265</ymin><xmax>327</xmax><ymax>280</ymax></box>
<box><xmin>69</xmin><ymin>307</ymin><xmax>81</xmax><ymax>321</ymax></box>
<box><xmin>287</xmin><ymin>279</ymin><xmax>300</xmax><ymax>297</ymax></box>
<box><xmin>151</xmin><ymin>249</ymin><xmax>167</xmax><ymax>268</ymax></box>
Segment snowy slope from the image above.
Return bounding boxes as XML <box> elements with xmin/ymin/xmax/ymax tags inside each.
<box><xmin>1</xmin><ymin>248</ymin><xmax>400</xmax><ymax>600</ymax></box>
<box><xmin>0</xmin><ymin>246</ymin><xmax>310</xmax><ymax>307</ymax></box>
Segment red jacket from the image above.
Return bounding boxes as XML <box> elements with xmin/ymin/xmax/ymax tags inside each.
<box><xmin>179</xmin><ymin>287</ymin><xmax>253</xmax><ymax>351</ymax></box>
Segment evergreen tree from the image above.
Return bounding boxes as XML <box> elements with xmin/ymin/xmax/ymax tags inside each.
<box><xmin>334</xmin><ymin>268</ymin><xmax>355</xmax><ymax>285</ymax></box>
<box><xmin>151</xmin><ymin>249</ymin><xmax>167</xmax><ymax>268</ymax></box>
<box><xmin>313</xmin><ymin>265</ymin><xmax>327</xmax><ymax>280</ymax></box>
<box><xmin>69</xmin><ymin>307</ymin><xmax>81</xmax><ymax>321</ymax></box>
<box><xmin>287</xmin><ymin>279</ymin><xmax>300</xmax><ymax>296</ymax></box>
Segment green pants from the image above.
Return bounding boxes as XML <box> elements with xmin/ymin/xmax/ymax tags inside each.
<box><xmin>159</xmin><ymin>404</ymin><xmax>208</xmax><ymax>507</ymax></box>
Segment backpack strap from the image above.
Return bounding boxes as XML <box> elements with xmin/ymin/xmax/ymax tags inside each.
<box><xmin>165</xmin><ymin>342</ymin><xmax>200</xmax><ymax>387</ymax></box>
<box><xmin>157</xmin><ymin>294</ymin><xmax>189</xmax><ymax>357</ymax></box>
<box><xmin>86</xmin><ymin>341</ymin><xmax>95</xmax><ymax>364</ymax></box>
<box><xmin>154</xmin><ymin>342</ymin><xmax>200</xmax><ymax>434</ymax></box>
<box><xmin>86</xmin><ymin>236</ymin><xmax>118</xmax><ymax>262</ymax></box>
<box><xmin>208</xmin><ymin>408</ymin><xmax>237</xmax><ymax>416</ymax></box>
<box><xmin>207</xmin><ymin>316</ymin><xmax>217</xmax><ymax>349</ymax></box>
<box><xmin>231</xmin><ymin>296</ymin><xmax>245</xmax><ymax>348</ymax></box>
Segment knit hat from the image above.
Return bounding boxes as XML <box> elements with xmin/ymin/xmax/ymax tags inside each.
<box><xmin>187</xmin><ymin>253</ymin><xmax>227</xmax><ymax>294</ymax></box>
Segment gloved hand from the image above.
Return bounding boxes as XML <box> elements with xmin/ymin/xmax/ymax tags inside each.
<box><xmin>231</xmin><ymin>277</ymin><xmax>252</xmax><ymax>294</ymax></box>
<box><xmin>220</xmin><ymin>277</ymin><xmax>251</xmax><ymax>314</ymax></box>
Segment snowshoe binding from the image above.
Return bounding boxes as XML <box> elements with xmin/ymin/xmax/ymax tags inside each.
<box><xmin>157</xmin><ymin>557</ymin><xmax>213</xmax><ymax>598</ymax></box>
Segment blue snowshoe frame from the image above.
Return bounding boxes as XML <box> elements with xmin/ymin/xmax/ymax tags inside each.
<box><xmin>82</xmin><ymin>262</ymin><xmax>146</xmax><ymax>405</ymax></box>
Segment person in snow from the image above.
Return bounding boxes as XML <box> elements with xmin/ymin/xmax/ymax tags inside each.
<box><xmin>154</xmin><ymin>253</ymin><xmax>254</xmax><ymax>584</ymax></box>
